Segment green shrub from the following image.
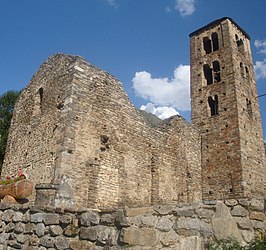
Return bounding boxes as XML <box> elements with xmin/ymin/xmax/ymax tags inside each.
<box><xmin>205</xmin><ymin>234</ymin><xmax>266</xmax><ymax>250</ymax></box>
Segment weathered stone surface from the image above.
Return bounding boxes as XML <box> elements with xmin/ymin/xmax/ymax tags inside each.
<box><xmin>250</xmin><ymin>199</ymin><xmax>264</xmax><ymax>211</ymax></box>
<box><xmin>153</xmin><ymin>205</ymin><xmax>174</xmax><ymax>215</ymax></box>
<box><xmin>179</xmin><ymin>236</ymin><xmax>202</xmax><ymax>250</ymax></box>
<box><xmin>64</xmin><ymin>224</ymin><xmax>80</xmax><ymax>237</ymax></box>
<box><xmin>196</xmin><ymin>208</ymin><xmax>214</xmax><ymax>219</ymax></box>
<box><xmin>13</xmin><ymin>211</ymin><xmax>24</xmax><ymax>222</ymax></box>
<box><xmin>2</xmin><ymin>209</ymin><xmax>15</xmax><ymax>222</ymax></box>
<box><xmin>224</xmin><ymin>199</ymin><xmax>238</xmax><ymax>207</ymax></box>
<box><xmin>249</xmin><ymin>211</ymin><xmax>265</xmax><ymax>221</ymax></box>
<box><xmin>36</xmin><ymin>223</ymin><xmax>46</xmax><ymax>237</ymax></box>
<box><xmin>69</xmin><ymin>240</ymin><xmax>95</xmax><ymax>250</ymax></box>
<box><xmin>59</xmin><ymin>214</ymin><xmax>72</xmax><ymax>225</ymax></box>
<box><xmin>39</xmin><ymin>236</ymin><xmax>55</xmax><ymax>248</ymax></box>
<box><xmin>55</xmin><ymin>236</ymin><xmax>70</xmax><ymax>250</ymax></box>
<box><xmin>160</xmin><ymin>230</ymin><xmax>179</xmax><ymax>247</ymax></box>
<box><xmin>120</xmin><ymin>227</ymin><xmax>158</xmax><ymax>246</ymax></box>
<box><xmin>235</xmin><ymin>217</ymin><xmax>253</xmax><ymax>230</ymax></box>
<box><xmin>242</xmin><ymin>230</ymin><xmax>254</xmax><ymax>243</ymax></box>
<box><xmin>14</xmin><ymin>222</ymin><xmax>25</xmax><ymax>234</ymax></box>
<box><xmin>141</xmin><ymin>215</ymin><xmax>157</xmax><ymax>228</ymax></box>
<box><xmin>80</xmin><ymin>211</ymin><xmax>100</xmax><ymax>226</ymax></box>
<box><xmin>80</xmin><ymin>227</ymin><xmax>97</xmax><ymax>241</ymax></box>
<box><xmin>95</xmin><ymin>225</ymin><xmax>117</xmax><ymax>245</ymax></box>
<box><xmin>211</xmin><ymin>202</ymin><xmax>242</xmax><ymax>241</ymax></box>
<box><xmin>0</xmin><ymin>233</ymin><xmax>8</xmax><ymax>244</ymax></box>
<box><xmin>50</xmin><ymin>225</ymin><xmax>63</xmax><ymax>236</ymax></box>
<box><xmin>43</xmin><ymin>213</ymin><xmax>59</xmax><ymax>225</ymax></box>
<box><xmin>124</xmin><ymin>207</ymin><xmax>154</xmax><ymax>217</ymax></box>
<box><xmin>252</xmin><ymin>220</ymin><xmax>264</xmax><ymax>230</ymax></box>
<box><xmin>156</xmin><ymin>217</ymin><xmax>173</xmax><ymax>232</ymax></box>
<box><xmin>231</xmin><ymin>205</ymin><xmax>248</xmax><ymax>217</ymax></box>
<box><xmin>175</xmin><ymin>218</ymin><xmax>212</xmax><ymax>237</ymax></box>
<box><xmin>30</xmin><ymin>213</ymin><xmax>45</xmax><ymax>223</ymax></box>
<box><xmin>176</xmin><ymin>208</ymin><xmax>195</xmax><ymax>217</ymax></box>
<box><xmin>24</xmin><ymin>223</ymin><xmax>36</xmax><ymax>234</ymax></box>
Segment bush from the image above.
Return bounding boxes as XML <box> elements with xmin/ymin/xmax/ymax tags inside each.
<box><xmin>206</xmin><ymin>234</ymin><xmax>266</xmax><ymax>250</ymax></box>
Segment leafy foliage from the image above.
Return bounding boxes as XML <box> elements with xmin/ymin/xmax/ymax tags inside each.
<box><xmin>0</xmin><ymin>90</ymin><xmax>20</xmax><ymax>170</ymax></box>
<box><xmin>205</xmin><ymin>234</ymin><xmax>266</xmax><ymax>250</ymax></box>
<box><xmin>206</xmin><ymin>238</ymin><xmax>243</xmax><ymax>250</ymax></box>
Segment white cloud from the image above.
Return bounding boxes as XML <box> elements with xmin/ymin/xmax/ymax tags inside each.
<box><xmin>132</xmin><ymin>65</ymin><xmax>190</xmax><ymax>111</ymax></box>
<box><xmin>175</xmin><ymin>0</ymin><xmax>195</xmax><ymax>17</ymax></box>
<box><xmin>140</xmin><ymin>103</ymin><xmax>179</xmax><ymax>120</ymax></box>
<box><xmin>254</xmin><ymin>59</ymin><xmax>266</xmax><ymax>80</ymax></box>
<box><xmin>254</xmin><ymin>39</ymin><xmax>266</xmax><ymax>54</ymax></box>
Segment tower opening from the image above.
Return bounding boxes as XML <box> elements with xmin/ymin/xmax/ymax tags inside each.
<box><xmin>203</xmin><ymin>37</ymin><xmax>212</xmax><ymax>54</ymax></box>
<box><xmin>213</xmin><ymin>61</ymin><xmax>221</xmax><ymax>82</ymax></box>
<box><xmin>208</xmin><ymin>95</ymin><xmax>218</xmax><ymax>116</ymax></box>
<box><xmin>203</xmin><ymin>64</ymin><xmax>213</xmax><ymax>85</ymax></box>
<box><xmin>212</xmin><ymin>32</ymin><xmax>219</xmax><ymax>51</ymax></box>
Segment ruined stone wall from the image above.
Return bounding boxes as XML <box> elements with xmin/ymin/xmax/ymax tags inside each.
<box><xmin>52</xmin><ymin>56</ymin><xmax>202</xmax><ymax>209</ymax></box>
<box><xmin>190</xmin><ymin>18</ymin><xmax>266</xmax><ymax>200</ymax></box>
<box><xmin>2</xmin><ymin>55</ymin><xmax>78</xmax><ymax>200</ymax></box>
<box><xmin>0</xmin><ymin>199</ymin><xmax>265</xmax><ymax>249</ymax></box>
<box><xmin>2</xmin><ymin>54</ymin><xmax>201</xmax><ymax>209</ymax></box>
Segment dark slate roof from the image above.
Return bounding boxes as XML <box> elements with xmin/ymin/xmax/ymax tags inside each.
<box><xmin>189</xmin><ymin>17</ymin><xmax>250</xmax><ymax>40</ymax></box>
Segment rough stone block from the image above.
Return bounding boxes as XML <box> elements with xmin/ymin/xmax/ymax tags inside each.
<box><xmin>231</xmin><ymin>205</ymin><xmax>248</xmax><ymax>217</ymax></box>
<box><xmin>59</xmin><ymin>214</ymin><xmax>73</xmax><ymax>225</ymax></box>
<box><xmin>250</xmin><ymin>199</ymin><xmax>264</xmax><ymax>211</ymax></box>
<box><xmin>50</xmin><ymin>225</ymin><xmax>63</xmax><ymax>236</ymax></box>
<box><xmin>43</xmin><ymin>213</ymin><xmax>60</xmax><ymax>225</ymax></box>
<box><xmin>80</xmin><ymin>227</ymin><xmax>97</xmax><ymax>241</ymax></box>
<box><xmin>211</xmin><ymin>202</ymin><xmax>242</xmax><ymax>241</ymax></box>
<box><xmin>180</xmin><ymin>236</ymin><xmax>202</xmax><ymax>250</ymax></box>
<box><xmin>64</xmin><ymin>224</ymin><xmax>80</xmax><ymax>237</ymax></box>
<box><xmin>235</xmin><ymin>217</ymin><xmax>253</xmax><ymax>230</ymax></box>
<box><xmin>124</xmin><ymin>207</ymin><xmax>154</xmax><ymax>217</ymax></box>
<box><xmin>36</xmin><ymin>223</ymin><xmax>46</xmax><ymax>237</ymax></box>
<box><xmin>175</xmin><ymin>218</ymin><xmax>212</xmax><ymax>237</ymax></box>
<box><xmin>120</xmin><ymin>226</ymin><xmax>158</xmax><ymax>247</ymax></box>
<box><xmin>80</xmin><ymin>211</ymin><xmax>100</xmax><ymax>226</ymax></box>
<box><xmin>249</xmin><ymin>211</ymin><xmax>265</xmax><ymax>221</ymax></box>
<box><xmin>55</xmin><ymin>236</ymin><xmax>70</xmax><ymax>250</ymax></box>
<box><xmin>39</xmin><ymin>236</ymin><xmax>55</xmax><ymax>248</ymax></box>
<box><xmin>156</xmin><ymin>217</ymin><xmax>173</xmax><ymax>232</ymax></box>
<box><xmin>30</xmin><ymin>213</ymin><xmax>45</xmax><ymax>223</ymax></box>
<box><xmin>141</xmin><ymin>215</ymin><xmax>157</xmax><ymax>228</ymax></box>
<box><xmin>2</xmin><ymin>209</ymin><xmax>15</xmax><ymax>222</ymax></box>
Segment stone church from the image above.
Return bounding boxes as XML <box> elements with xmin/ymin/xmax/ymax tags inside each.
<box><xmin>2</xmin><ymin>17</ymin><xmax>265</xmax><ymax>209</ymax></box>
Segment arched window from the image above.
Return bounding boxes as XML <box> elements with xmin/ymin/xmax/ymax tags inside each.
<box><xmin>203</xmin><ymin>37</ymin><xmax>212</xmax><ymax>54</ymax></box>
<box><xmin>213</xmin><ymin>61</ymin><xmax>221</xmax><ymax>82</ymax></box>
<box><xmin>203</xmin><ymin>64</ymin><xmax>213</xmax><ymax>85</ymax></box>
<box><xmin>212</xmin><ymin>32</ymin><xmax>219</xmax><ymax>51</ymax></box>
<box><xmin>208</xmin><ymin>95</ymin><xmax>219</xmax><ymax>116</ymax></box>
<box><xmin>32</xmin><ymin>87</ymin><xmax>44</xmax><ymax>116</ymax></box>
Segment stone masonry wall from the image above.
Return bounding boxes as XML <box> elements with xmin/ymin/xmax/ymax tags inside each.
<box><xmin>0</xmin><ymin>199</ymin><xmax>265</xmax><ymax>249</ymax></box>
<box><xmin>2</xmin><ymin>55</ymin><xmax>77</xmax><ymax>201</ymax></box>
<box><xmin>2</xmin><ymin>54</ymin><xmax>202</xmax><ymax>209</ymax></box>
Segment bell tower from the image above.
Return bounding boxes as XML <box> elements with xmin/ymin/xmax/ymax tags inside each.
<box><xmin>190</xmin><ymin>17</ymin><xmax>265</xmax><ymax>200</ymax></box>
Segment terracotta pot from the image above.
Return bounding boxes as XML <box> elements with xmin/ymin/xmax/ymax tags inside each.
<box><xmin>0</xmin><ymin>179</ymin><xmax>33</xmax><ymax>199</ymax></box>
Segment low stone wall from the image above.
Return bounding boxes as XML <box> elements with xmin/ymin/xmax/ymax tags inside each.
<box><xmin>0</xmin><ymin>198</ymin><xmax>265</xmax><ymax>249</ymax></box>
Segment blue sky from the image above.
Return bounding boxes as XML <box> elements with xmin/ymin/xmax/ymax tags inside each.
<box><xmin>1</xmin><ymin>0</ymin><xmax>266</xmax><ymax>138</ymax></box>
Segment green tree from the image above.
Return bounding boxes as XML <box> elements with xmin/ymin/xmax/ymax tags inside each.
<box><xmin>0</xmin><ymin>90</ymin><xmax>20</xmax><ymax>171</ymax></box>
